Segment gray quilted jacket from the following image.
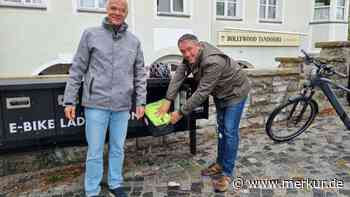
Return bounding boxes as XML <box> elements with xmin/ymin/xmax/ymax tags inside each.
<box><xmin>64</xmin><ymin>18</ymin><xmax>147</xmax><ymax>112</ymax></box>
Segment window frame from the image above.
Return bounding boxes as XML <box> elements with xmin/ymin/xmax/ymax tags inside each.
<box><xmin>0</xmin><ymin>0</ymin><xmax>47</xmax><ymax>9</ymax></box>
<box><xmin>157</xmin><ymin>0</ymin><xmax>190</xmax><ymax>17</ymax></box>
<box><xmin>77</xmin><ymin>0</ymin><xmax>107</xmax><ymax>13</ymax></box>
<box><xmin>258</xmin><ymin>0</ymin><xmax>282</xmax><ymax>23</ymax></box>
<box><xmin>312</xmin><ymin>0</ymin><xmax>348</xmax><ymax>22</ymax></box>
<box><xmin>216</xmin><ymin>0</ymin><xmax>242</xmax><ymax>20</ymax></box>
<box><xmin>313</xmin><ymin>0</ymin><xmax>331</xmax><ymax>21</ymax></box>
<box><xmin>335</xmin><ymin>0</ymin><xmax>346</xmax><ymax>20</ymax></box>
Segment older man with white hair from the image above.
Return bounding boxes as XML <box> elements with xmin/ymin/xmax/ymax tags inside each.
<box><xmin>63</xmin><ymin>0</ymin><xmax>146</xmax><ymax>196</ymax></box>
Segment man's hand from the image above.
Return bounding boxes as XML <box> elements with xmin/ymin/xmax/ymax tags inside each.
<box><xmin>156</xmin><ymin>99</ymin><xmax>171</xmax><ymax>116</ymax></box>
<box><xmin>171</xmin><ymin>111</ymin><xmax>183</xmax><ymax>124</ymax></box>
<box><xmin>64</xmin><ymin>105</ymin><xmax>76</xmax><ymax>121</ymax></box>
<box><xmin>136</xmin><ymin>106</ymin><xmax>145</xmax><ymax>120</ymax></box>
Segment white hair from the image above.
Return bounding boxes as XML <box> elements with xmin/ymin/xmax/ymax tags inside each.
<box><xmin>106</xmin><ymin>0</ymin><xmax>128</xmax><ymax>13</ymax></box>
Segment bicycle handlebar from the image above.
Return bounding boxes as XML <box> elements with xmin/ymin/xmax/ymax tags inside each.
<box><xmin>301</xmin><ymin>49</ymin><xmax>310</xmax><ymax>61</ymax></box>
<box><xmin>333</xmin><ymin>69</ymin><xmax>347</xmax><ymax>78</ymax></box>
<box><xmin>301</xmin><ymin>49</ymin><xmax>347</xmax><ymax>78</ymax></box>
<box><xmin>321</xmin><ymin>64</ymin><xmax>347</xmax><ymax>78</ymax></box>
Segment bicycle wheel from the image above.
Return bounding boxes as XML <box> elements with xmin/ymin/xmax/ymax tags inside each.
<box><xmin>265</xmin><ymin>98</ymin><xmax>317</xmax><ymax>142</ymax></box>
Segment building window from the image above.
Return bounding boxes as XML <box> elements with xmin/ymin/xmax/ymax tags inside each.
<box><xmin>336</xmin><ymin>0</ymin><xmax>345</xmax><ymax>20</ymax></box>
<box><xmin>0</xmin><ymin>0</ymin><xmax>46</xmax><ymax>8</ymax></box>
<box><xmin>216</xmin><ymin>0</ymin><xmax>241</xmax><ymax>19</ymax></box>
<box><xmin>259</xmin><ymin>0</ymin><xmax>280</xmax><ymax>21</ymax></box>
<box><xmin>314</xmin><ymin>0</ymin><xmax>331</xmax><ymax>20</ymax></box>
<box><xmin>157</xmin><ymin>0</ymin><xmax>189</xmax><ymax>16</ymax></box>
<box><xmin>78</xmin><ymin>0</ymin><xmax>107</xmax><ymax>12</ymax></box>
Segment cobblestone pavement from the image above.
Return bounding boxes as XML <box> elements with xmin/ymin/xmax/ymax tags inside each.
<box><xmin>1</xmin><ymin>114</ymin><xmax>350</xmax><ymax>197</ymax></box>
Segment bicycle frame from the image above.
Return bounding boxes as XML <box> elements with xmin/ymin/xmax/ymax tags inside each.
<box><xmin>265</xmin><ymin>49</ymin><xmax>350</xmax><ymax>142</ymax></box>
<box><xmin>308</xmin><ymin>74</ymin><xmax>350</xmax><ymax>129</ymax></box>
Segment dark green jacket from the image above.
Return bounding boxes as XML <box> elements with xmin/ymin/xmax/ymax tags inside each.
<box><xmin>166</xmin><ymin>42</ymin><xmax>251</xmax><ymax>115</ymax></box>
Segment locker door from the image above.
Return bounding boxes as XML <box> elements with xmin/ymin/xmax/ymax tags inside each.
<box><xmin>2</xmin><ymin>89</ymin><xmax>55</xmax><ymax>141</ymax></box>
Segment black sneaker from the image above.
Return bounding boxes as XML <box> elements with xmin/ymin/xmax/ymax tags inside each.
<box><xmin>108</xmin><ymin>187</ymin><xmax>127</xmax><ymax>197</ymax></box>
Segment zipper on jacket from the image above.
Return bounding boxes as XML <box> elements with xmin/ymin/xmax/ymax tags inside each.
<box><xmin>89</xmin><ymin>77</ymin><xmax>94</xmax><ymax>97</ymax></box>
<box><xmin>110</xmin><ymin>32</ymin><xmax>116</xmax><ymax>107</ymax></box>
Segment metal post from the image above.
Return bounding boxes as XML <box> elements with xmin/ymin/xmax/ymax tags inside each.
<box><xmin>348</xmin><ymin>63</ymin><xmax>350</xmax><ymax>105</ymax></box>
<box><xmin>189</xmin><ymin>116</ymin><xmax>196</xmax><ymax>155</ymax></box>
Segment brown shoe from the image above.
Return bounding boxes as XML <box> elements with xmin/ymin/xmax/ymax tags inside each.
<box><xmin>201</xmin><ymin>163</ymin><xmax>223</xmax><ymax>176</ymax></box>
<box><xmin>212</xmin><ymin>175</ymin><xmax>231</xmax><ymax>192</ymax></box>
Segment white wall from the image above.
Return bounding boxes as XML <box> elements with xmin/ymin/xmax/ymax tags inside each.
<box><xmin>147</xmin><ymin>0</ymin><xmax>211</xmax><ymax>65</ymax></box>
<box><xmin>211</xmin><ymin>0</ymin><xmax>312</xmax><ymax>68</ymax></box>
<box><xmin>0</xmin><ymin>1</ymin><xmax>106</xmax><ymax>76</ymax></box>
<box><xmin>0</xmin><ymin>0</ymin><xmax>348</xmax><ymax>75</ymax></box>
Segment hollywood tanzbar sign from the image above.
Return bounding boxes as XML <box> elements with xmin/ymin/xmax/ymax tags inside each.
<box><xmin>218</xmin><ymin>30</ymin><xmax>301</xmax><ymax>47</ymax></box>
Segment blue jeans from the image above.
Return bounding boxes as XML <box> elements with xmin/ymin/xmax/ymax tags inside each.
<box><xmin>84</xmin><ymin>107</ymin><xmax>129</xmax><ymax>197</ymax></box>
<box><xmin>215</xmin><ymin>98</ymin><xmax>246</xmax><ymax>177</ymax></box>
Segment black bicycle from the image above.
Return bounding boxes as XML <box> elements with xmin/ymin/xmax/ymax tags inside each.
<box><xmin>265</xmin><ymin>50</ymin><xmax>350</xmax><ymax>142</ymax></box>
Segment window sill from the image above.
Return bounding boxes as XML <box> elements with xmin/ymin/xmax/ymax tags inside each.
<box><xmin>157</xmin><ymin>12</ymin><xmax>191</xmax><ymax>18</ymax></box>
<box><xmin>310</xmin><ymin>20</ymin><xmax>348</xmax><ymax>24</ymax></box>
<box><xmin>77</xmin><ymin>8</ymin><xmax>106</xmax><ymax>13</ymax></box>
<box><xmin>0</xmin><ymin>3</ymin><xmax>46</xmax><ymax>9</ymax></box>
<box><xmin>259</xmin><ymin>19</ymin><xmax>282</xmax><ymax>24</ymax></box>
<box><xmin>216</xmin><ymin>17</ymin><xmax>243</xmax><ymax>21</ymax></box>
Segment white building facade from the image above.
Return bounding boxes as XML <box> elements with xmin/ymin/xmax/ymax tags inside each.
<box><xmin>0</xmin><ymin>0</ymin><xmax>348</xmax><ymax>76</ymax></box>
